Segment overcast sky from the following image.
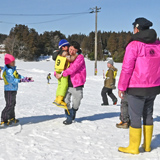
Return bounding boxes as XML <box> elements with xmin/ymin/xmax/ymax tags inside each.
<box><xmin>0</xmin><ymin>0</ymin><xmax>160</xmax><ymax>37</ymax></box>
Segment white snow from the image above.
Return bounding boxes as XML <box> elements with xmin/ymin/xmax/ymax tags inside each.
<box><xmin>0</xmin><ymin>54</ymin><xmax>160</xmax><ymax>160</ymax></box>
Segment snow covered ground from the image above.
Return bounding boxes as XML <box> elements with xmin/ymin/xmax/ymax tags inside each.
<box><xmin>0</xmin><ymin>54</ymin><xmax>160</xmax><ymax>160</ymax></box>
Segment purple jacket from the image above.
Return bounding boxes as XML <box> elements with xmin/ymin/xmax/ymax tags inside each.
<box><xmin>62</xmin><ymin>54</ymin><xmax>86</xmax><ymax>88</ymax></box>
<box><xmin>118</xmin><ymin>40</ymin><xmax>160</xmax><ymax>91</ymax></box>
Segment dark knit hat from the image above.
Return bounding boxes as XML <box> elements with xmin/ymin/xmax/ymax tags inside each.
<box><xmin>132</xmin><ymin>17</ymin><xmax>153</xmax><ymax>30</ymax></box>
<box><xmin>107</xmin><ymin>59</ymin><xmax>114</xmax><ymax>66</ymax></box>
<box><xmin>58</xmin><ymin>39</ymin><xmax>69</xmax><ymax>49</ymax></box>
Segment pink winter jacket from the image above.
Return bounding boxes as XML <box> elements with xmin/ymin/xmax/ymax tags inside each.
<box><xmin>62</xmin><ymin>54</ymin><xmax>86</xmax><ymax>88</ymax></box>
<box><xmin>118</xmin><ymin>40</ymin><xmax>160</xmax><ymax>91</ymax></box>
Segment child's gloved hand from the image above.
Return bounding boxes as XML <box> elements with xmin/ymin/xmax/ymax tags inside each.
<box><xmin>20</xmin><ymin>77</ymin><xmax>34</xmax><ymax>82</ymax></box>
<box><xmin>27</xmin><ymin>77</ymin><xmax>34</xmax><ymax>82</ymax></box>
<box><xmin>20</xmin><ymin>77</ymin><xmax>27</xmax><ymax>82</ymax></box>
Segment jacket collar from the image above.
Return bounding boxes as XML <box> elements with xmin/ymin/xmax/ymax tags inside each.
<box><xmin>126</xmin><ymin>29</ymin><xmax>157</xmax><ymax>48</ymax></box>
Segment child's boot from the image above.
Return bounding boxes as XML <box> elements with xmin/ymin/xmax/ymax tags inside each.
<box><xmin>113</xmin><ymin>99</ymin><xmax>117</xmax><ymax>105</ymax></box>
<box><xmin>57</xmin><ymin>96</ymin><xmax>67</xmax><ymax>106</ymax></box>
<box><xmin>0</xmin><ymin>121</ymin><xmax>7</xmax><ymax>127</ymax></box>
<box><xmin>0</xmin><ymin>120</ymin><xmax>12</xmax><ymax>127</ymax></box>
<box><xmin>54</xmin><ymin>96</ymin><xmax>58</xmax><ymax>103</ymax></box>
<box><xmin>116</xmin><ymin>121</ymin><xmax>129</xmax><ymax>129</ymax></box>
<box><xmin>10</xmin><ymin>118</ymin><xmax>19</xmax><ymax>124</ymax></box>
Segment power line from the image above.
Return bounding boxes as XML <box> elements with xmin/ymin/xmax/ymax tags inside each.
<box><xmin>0</xmin><ymin>14</ymin><xmax>87</xmax><ymax>25</ymax></box>
<box><xmin>0</xmin><ymin>11</ymin><xmax>92</xmax><ymax>25</ymax></box>
<box><xmin>0</xmin><ymin>11</ymin><xmax>90</xmax><ymax>17</ymax></box>
<box><xmin>27</xmin><ymin>15</ymin><xmax>76</xmax><ymax>24</ymax></box>
<box><xmin>0</xmin><ymin>21</ymin><xmax>15</xmax><ymax>24</ymax></box>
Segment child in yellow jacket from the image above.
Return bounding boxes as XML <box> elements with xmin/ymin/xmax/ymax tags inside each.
<box><xmin>54</xmin><ymin>39</ymin><xmax>78</xmax><ymax>107</ymax></box>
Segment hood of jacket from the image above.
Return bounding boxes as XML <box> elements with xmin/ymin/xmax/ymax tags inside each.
<box><xmin>110</xmin><ymin>66</ymin><xmax>117</xmax><ymax>71</ymax></box>
<box><xmin>126</xmin><ymin>29</ymin><xmax>157</xmax><ymax>48</ymax></box>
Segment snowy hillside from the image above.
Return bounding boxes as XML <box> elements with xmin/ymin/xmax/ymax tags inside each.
<box><xmin>0</xmin><ymin>54</ymin><xmax>160</xmax><ymax>160</ymax></box>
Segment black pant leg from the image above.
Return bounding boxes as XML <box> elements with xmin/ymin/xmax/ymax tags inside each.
<box><xmin>143</xmin><ymin>95</ymin><xmax>156</xmax><ymax>125</ymax></box>
<box><xmin>1</xmin><ymin>91</ymin><xmax>17</xmax><ymax>122</ymax></box>
<box><xmin>9</xmin><ymin>91</ymin><xmax>17</xmax><ymax>119</ymax></box>
<box><xmin>101</xmin><ymin>87</ymin><xmax>109</xmax><ymax>105</ymax></box>
<box><xmin>108</xmin><ymin>89</ymin><xmax>117</xmax><ymax>103</ymax></box>
<box><xmin>120</xmin><ymin>94</ymin><xmax>129</xmax><ymax>123</ymax></box>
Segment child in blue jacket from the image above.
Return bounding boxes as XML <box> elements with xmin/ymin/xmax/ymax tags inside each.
<box><xmin>1</xmin><ymin>54</ymin><xmax>25</xmax><ymax>126</ymax></box>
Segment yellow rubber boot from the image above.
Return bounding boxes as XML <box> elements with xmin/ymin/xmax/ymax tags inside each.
<box><xmin>54</xmin><ymin>96</ymin><xmax>58</xmax><ymax>103</ymax></box>
<box><xmin>142</xmin><ymin>125</ymin><xmax>153</xmax><ymax>152</ymax></box>
<box><xmin>118</xmin><ymin>126</ymin><xmax>142</xmax><ymax>154</ymax></box>
<box><xmin>57</xmin><ymin>96</ymin><xmax>67</xmax><ymax>106</ymax></box>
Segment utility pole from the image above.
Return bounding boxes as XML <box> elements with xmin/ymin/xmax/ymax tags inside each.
<box><xmin>90</xmin><ymin>6</ymin><xmax>101</xmax><ymax>75</ymax></box>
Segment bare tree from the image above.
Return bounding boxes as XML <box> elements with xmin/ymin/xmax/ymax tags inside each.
<box><xmin>3</xmin><ymin>36</ymin><xmax>18</xmax><ymax>56</ymax></box>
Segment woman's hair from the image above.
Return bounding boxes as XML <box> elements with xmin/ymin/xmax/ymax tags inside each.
<box><xmin>70</xmin><ymin>41</ymin><xmax>80</xmax><ymax>50</ymax></box>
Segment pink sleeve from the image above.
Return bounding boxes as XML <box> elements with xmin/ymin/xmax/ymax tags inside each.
<box><xmin>118</xmin><ymin>41</ymin><xmax>138</xmax><ymax>91</ymax></box>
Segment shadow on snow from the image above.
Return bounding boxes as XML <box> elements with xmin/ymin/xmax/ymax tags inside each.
<box><xmin>18</xmin><ymin>112</ymin><xmax>119</xmax><ymax>125</ymax></box>
<box><xmin>152</xmin><ymin>134</ymin><xmax>160</xmax><ymax>150</ymax></box>
<box><xmin>18</xmin><ymin>114</ymin><xmax>64</xmax><ymax>125</ymax></box>
<box><xmin>153</xmin><ymin>116</ymin><xmax>160</xmax><ymax>122</ymax></box>
<box><xmin>76</xmin><ymin>112</ymin><xmax>119</xmax><ymax>122</ymax></box>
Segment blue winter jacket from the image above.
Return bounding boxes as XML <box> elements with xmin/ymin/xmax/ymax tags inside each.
<box><xmin>2</xmin><ymin>65</ymin><xmax>24</xmax><ymax>91</ymax></box>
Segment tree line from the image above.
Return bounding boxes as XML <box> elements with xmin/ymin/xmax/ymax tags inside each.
<box><xmin>1</xmin><ymin>24</ymin><xmax>133</xmax><ymax>62</ymax></box>
<box><xmin>0</xmin><ymin>34</ymin><xmax>7</xmax><ymax>44</ymax></box>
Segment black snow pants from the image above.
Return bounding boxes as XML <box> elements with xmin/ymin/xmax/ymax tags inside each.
<box><xmin>1</xmin><ymin>91</ymin><xmax>17</xmax><ymax>123</ymax></box>
<box><xmin>101</xmin><ymin>87</ymin><xmax>117</xmax><ymax>105</ymax></box>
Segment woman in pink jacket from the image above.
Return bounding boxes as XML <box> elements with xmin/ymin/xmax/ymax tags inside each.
<box><xmin>118</xmin><ymin>18</ymin><xmax>160</xmax><ymax>154</ymax></box>
<box><xmin>56</xmin><ymin>41</ymin><xmax>86</xmax><ymax>125</ymax></box>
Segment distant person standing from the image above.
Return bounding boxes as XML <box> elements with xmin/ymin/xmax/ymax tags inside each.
<box><xmin>101</xmin><ymin>59</ymin><xmax>118</xmax><ymax>106</ymax></box>
<box><xmin>47</xmin><ymin>73</ymin><xmax>51</xmax><ymax>84</ymax></box>
<box><xmin>118</xmin><ymin>17</ymin><xmax>160</xmax><ymax>154</ymax></box>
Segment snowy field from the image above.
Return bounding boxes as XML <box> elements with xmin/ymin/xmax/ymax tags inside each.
<box><xmin>0</xmin><ymin>54</ymin><xmax>160</xmax><ymax>160</ymax></box>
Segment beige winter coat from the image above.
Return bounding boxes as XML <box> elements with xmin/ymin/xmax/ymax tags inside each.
<box><xmin>104</xmin><ymin>66</ymin><xmax>117</xmax><ymax>89</ymax></box>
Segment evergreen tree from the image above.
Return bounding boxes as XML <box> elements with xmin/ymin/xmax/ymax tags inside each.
<box><xmin>0</xmin><ymin>34</ymin><xmax>8</xmax><ymax>44</ymax></box>
<box><xmin>97</xmin><ymin>31</ymin><xmax>103</xmax><ymax>60</ymax></box>
<box><xmin>107</xmin><ymin>32</ymin><xmax>118</xmax><ymax>55</ymax></box>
